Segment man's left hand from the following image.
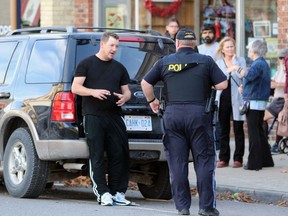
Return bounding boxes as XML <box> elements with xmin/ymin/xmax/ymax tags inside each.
<box><xmin>114</xmin><ymin>92</ymin><xmax>126</xmax><ymax>106</ymax></box>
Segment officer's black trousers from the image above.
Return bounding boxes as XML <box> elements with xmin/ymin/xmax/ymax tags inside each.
<box><xmin>163</xmin><ymin>104</ymin><xmax>217</xmax><ymax>211</ymax></box>
<box><xmin>84</xmin><ymin>114</ymin><xmax>130</xmax><ymax>202</ymax></box>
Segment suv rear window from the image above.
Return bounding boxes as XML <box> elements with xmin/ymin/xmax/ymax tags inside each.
<box><xmin>75</xmin><ymin>39</ymin><xmax>175</xmax><ymax>80</ymax></box>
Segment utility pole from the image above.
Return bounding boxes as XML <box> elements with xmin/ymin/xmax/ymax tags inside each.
<box><xmin>236</xmin><ymin>0</ymin><xmax>245</xmax><ymax>58</ymax></box>
<box><xmin>10</xmin><ymin>0</ymin><xmax>20</xmax><ymax>30</ymax></box>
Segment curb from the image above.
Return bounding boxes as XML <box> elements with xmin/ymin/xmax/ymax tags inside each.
<box><xmin>190</xmin><ymin>184</ymin><xmax>288</xmax><ymax>204</ymax></box>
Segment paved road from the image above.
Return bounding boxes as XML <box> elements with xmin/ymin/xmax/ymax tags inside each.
<box><xmin>1</xmin><ymin>184</ymin><xmax>288</xmax><ymax>216</ymax></box>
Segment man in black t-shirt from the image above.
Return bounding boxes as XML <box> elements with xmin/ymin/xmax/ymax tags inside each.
<box><xmin>141</xmin><ymin>28</ymin><xmax>227</xmax><ymax>216</ymax></box>
<box><xmin>72</xmin><ymin>32</ymin><xmax>131</xmax><ymax>206</ymax></box>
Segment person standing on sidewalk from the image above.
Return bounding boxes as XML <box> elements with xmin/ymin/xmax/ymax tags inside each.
<box><xmin>163</xmin><ymin>17</ymin><xmax>180</xmax><ymax>41</ymax></box>
<box><xmin>280</xmin><ymin>48</ymin><xmax>288</xmax><ymax>156</ymax></box>
<box><xmin>239</xmin><ymin>39</ymin><xmax>274</xmax><ymax>171</ymax></box>
<box><xmin>198</xmin><ymin>24</ymin><xmax>219</xmax><ymax>61</ymax></box>
<box><xmin>263</xmin><ymin>48</ymin><xmax>288</xmax><ymax>154</ymax></box>
<box><xmin>198</xmin><ymin>24</ymin><xmax>221</xmax><ymax>150</ymax></box>
<box><xmin>215</xmin><ymin>37</ymin><xmax>246</xmax><ymax>168</ymax></box>
<box><xmin>141</xmin><ymin>28</ymin><xmax>227</xmax><ymax>216</ymax></box>
<box><xmin>163</xmin><ymin>17</ymin><xmax>199</xmax><ymax>53</ymax></box>
<box><xmin>71</xmin><ymin>32</ymin><xmax>132</xmax><ymax>206</ymax></box>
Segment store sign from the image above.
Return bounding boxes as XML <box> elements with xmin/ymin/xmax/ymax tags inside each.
<box><xmin>0</xmin><ymin>25</ymin><xmax>11</xmax><ymax>35</ymax></box>
<box><xmin>22</xmin><ymin>0</ymin><xmax>40</xmax><ymax>26</ymax></box>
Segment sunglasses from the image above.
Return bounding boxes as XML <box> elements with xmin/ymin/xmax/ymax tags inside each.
<box><xmin>279</xmin><ymin>57</ymin><xmax>285</xmax><ymax>60</ymax></box>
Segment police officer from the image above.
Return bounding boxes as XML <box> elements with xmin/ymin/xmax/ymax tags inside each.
<box><xmin>141</xmin><ymin>28</ymin><xmax>227</xmax><ymax>216</ymax></box>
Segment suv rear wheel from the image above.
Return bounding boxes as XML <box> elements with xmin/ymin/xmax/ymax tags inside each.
<box><xmin>3</xmin><ymin>128</ymin><xmax>48</xmax><ymax>198</ymax></box>
<box><xmin>138</xmin><ymin>162</ymin><xmax>172</xmax><ymax>200</ymax></box>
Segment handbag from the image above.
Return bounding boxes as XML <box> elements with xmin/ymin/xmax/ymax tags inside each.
<box><xmin>239</xmin><ymin>100</ymin><xmax>250</xmax><ymax>115</ymax></box>
<box><xmin>277</xmin><ymin>105</ymin><xmax>288</xmax><ymax>137</ymax></box>
<box><xmin>223</xmin><ymin>59</ymin><xmax>247</xmax><ymax>115</ymax></box>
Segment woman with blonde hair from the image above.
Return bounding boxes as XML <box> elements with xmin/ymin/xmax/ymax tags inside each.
<box><xmin>215</xmin><ymin>37</ymin><xmax>247</xmax><ymax>168</ymax></box>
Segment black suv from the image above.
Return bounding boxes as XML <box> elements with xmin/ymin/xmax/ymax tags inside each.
<box><xmin>0</xmin><ymin>26</ymin><xmax>176</xmax><ymax>199</ymax></box>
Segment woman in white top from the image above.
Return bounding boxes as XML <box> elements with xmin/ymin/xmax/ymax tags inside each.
<box><xmin>263</xmin><ymin>48</ymin><xmax>288</xmax><ymax>153</ymax></box>
<box><xmin>215</xmin><ymin>37</ymin><xmax>247</xmax><ymax>168</ymax></box>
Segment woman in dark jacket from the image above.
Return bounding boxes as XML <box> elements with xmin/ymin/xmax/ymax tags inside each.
<box><xmin>239</xmin><ymin>39</ymin><xmax>274</xmax><ymax>171</ymax></box>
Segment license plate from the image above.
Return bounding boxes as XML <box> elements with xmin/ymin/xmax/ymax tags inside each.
<box><xmin>124</xmin><ymin>115</ymin><xmax>152</xmax><ymax>131</ymax></box>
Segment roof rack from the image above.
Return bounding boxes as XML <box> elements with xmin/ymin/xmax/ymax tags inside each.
<box><xmin>77</xmin><ymin>27</ymin><xmax>162</xmax><ymax>36</ymax></box>
<box><xmin>7</xmin><ymin>26</ymin><xmax>77</xmax><ymax>35</ymax></box>
<box><xmin>7</xmin><ymin>26</ymin><xmax>162</xmax><ymax>36</ymax></box>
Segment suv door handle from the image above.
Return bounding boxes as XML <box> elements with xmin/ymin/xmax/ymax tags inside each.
<box><xmin>0</xmin><ymin>92</ymin><xmax>11</xmax><ymax>99</ymax></box>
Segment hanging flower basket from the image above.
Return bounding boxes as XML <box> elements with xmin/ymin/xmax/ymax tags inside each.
<box><xmin>143</xmin><ymin>0</ymin><xmax>183</xmax><ymax>17</ymax></box>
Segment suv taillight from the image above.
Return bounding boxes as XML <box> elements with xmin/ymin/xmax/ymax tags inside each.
<box><xmin>51</xmin><ymin>92</ymin><xmax>75</xmax><ymax>121</ymax></box>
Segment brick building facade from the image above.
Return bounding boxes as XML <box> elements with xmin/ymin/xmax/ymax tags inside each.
<box><xmin>277</xmin><ymin>0</ymin><xmax>288</xmax><ymax>49</ymax></box>
<box><xmin>39</xmin><ymin>0</ymin><xmax>287</xmax><ymax>51</ymax></box>
<box><xmin>40</xmin><ymin>0</ymin><xmax>93</xmax><ymax>27</ymax></box>
<box><xmin>1</xmin><ymin>0</ymin><xmax>287</xmax><ymax>56</ymax></box>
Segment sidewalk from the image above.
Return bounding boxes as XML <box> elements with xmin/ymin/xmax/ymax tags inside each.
<box><xmin>188</xmin><ymin>139</ymin><xmax>288</xmax><ymax>204</ymax></box>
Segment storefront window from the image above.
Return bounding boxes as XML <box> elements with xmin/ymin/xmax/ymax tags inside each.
<box><xmin>98</xmin><ymin>0</ymin><xmax>131</xmax><ymax>28</ymax></box>
<box><xmin>131</xmin><ymin>0</ymin><xmax>151</xmax><ymax>30</ymax></box>
<box><xmin>201</xmin><ymin>0</ymin><xmax>277</xmax><ymax>74</ymax></box>
<box><xmin>245</xmin><ymin>0</ymin><xmax>277</xmax><ymax>74</ymax></box>
<box><xmin>202</xmin><ymin>0</ymin><xmax>236</xmax><ymax>43</ymax></box>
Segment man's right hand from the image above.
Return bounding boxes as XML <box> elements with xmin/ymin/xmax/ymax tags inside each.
<box><xmin>91</xmin><ymin>89</ymin><xmax>111</xmax><ymax>100</ymax></box>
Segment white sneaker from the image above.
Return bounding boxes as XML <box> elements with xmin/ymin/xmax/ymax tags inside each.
<box><xmin>100</xmin><ymin>192</ymin><xmax>113</xmax><ymax>206</ymax></box>
<box><xmin>113</xmin><ymin>192</ymin><xmax>131</xmax><ymax>206</ymax></box>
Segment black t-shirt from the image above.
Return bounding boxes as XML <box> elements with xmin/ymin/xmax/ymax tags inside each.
<box><xmin>74</xmin><ymin>55</ymin><xmax>130</xmax><ymax>115</ymax></box>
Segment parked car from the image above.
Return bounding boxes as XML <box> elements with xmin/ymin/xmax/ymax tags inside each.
<box><xmin>0</xmin><ymin>26</ymin><xmax>176</xmax><ymax>200</ymax></box>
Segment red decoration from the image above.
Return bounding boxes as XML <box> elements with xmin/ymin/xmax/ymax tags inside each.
<box><xmin>143</xmin><ymin>0</ymin><xmax>183</xmax><ymax>17</ymax></box>
<box><xmin>214</xmin><ymin>19</ymin><xmax>221</xmax><ymax>40</ymax></box>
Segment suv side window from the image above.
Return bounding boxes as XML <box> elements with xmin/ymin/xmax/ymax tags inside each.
<box><xmin>26</xmin><ymin>39</ymin><xmax>67</xmax><ymax>83</ymax></box>
<box><xmin>0</xmin><ymin>41</ymin><xmax>18</xmax><ymax>84</ymax></box>
<box><xmin>5</xmin><ymin>42</ymin><xmax>23</xmax><ymax>84</ymax></box>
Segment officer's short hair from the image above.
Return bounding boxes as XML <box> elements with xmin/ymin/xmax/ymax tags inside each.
<box><xmin>179</xmin><ymin>40</ymin><xmax>196</xmax><ymax>46</ymax></box>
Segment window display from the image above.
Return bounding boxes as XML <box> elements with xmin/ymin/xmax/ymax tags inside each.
<box><xmin>201</xmin><ymin>0</ymin><xmax>278</xmax><ymax>75</ymax></box>
<box><xmin>245</xmin><ymin>0</ymin><xmax>277</xmax><ymax>74</ymax></box>
<box><xmin>203</xmin><ymin>0</ymin><xmax>236</xmax><ymax>42</ymax></box>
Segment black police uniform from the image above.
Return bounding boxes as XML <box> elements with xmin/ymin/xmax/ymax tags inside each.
<box><xmin>143</xmin><ymin>47</ymin><xmax>226</xmax><ymax>211</ymax></box>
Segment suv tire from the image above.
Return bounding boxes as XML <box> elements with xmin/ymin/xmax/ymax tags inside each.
<box><xmin>3</xmin><ymin>128</ymin><xmax>48</xmax><ymax>198</ymax></box>
<box><xmin>138</xmin><ymin>162</ymin><xmax>172</xmax><ymax>200</ymax></box>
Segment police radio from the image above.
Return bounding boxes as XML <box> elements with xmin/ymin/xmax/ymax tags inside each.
<box><xmin>158</xmin><ymin>87</ymin><xmax>165</xmax><ymax>118</ymax></box>
<box><xmin>205</xmin><ymin>89</ymin><xmax>216</xmax><ymax>113</ymax></box>
<box><xmin>205</xmin><ymin>89</ymin><xmax>218</xmax><ymax>126</ymax></box>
